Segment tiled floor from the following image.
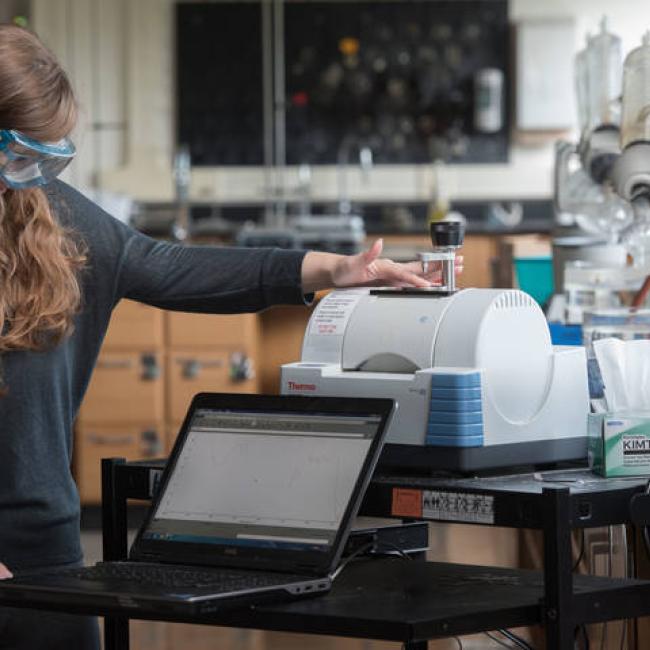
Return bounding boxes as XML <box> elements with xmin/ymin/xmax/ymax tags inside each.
<box><xmin>80</xmin><ymin>529</ymin><xmax>520</xmax><ymax>649</ymax></box>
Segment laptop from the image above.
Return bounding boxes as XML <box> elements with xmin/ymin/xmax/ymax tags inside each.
<box><xmin>0</xmin><ymin>392</ymin><xmax>395</xmax><ymax>617</ymax></box>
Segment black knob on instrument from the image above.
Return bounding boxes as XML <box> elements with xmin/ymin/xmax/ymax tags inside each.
<box><xmin>430</xmin><ymin>220</ymin><xmax>465</xmax><ymax>248</ymax></box>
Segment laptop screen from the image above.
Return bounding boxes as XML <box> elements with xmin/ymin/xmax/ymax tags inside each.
<box><xmin>135</xmin><ymin>394</ymin><xmax>393</xmax><ymax>572</ymax></box>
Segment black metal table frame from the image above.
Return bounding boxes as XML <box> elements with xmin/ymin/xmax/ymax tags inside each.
<box><xmin>101</xmin><ymin>458</ymin><xmax>650</xmax><ymax>650</ymax></box>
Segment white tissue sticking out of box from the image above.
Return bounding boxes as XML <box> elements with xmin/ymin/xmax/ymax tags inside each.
<box><xmin>593</xmin><ymin>338</ymin><xmax>650</xmax><ymax>411</ymax></box>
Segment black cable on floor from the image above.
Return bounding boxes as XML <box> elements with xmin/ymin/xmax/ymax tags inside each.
<box><xmin>573</xmin><ymin>528</ymin><xmax>586</xmax><ymax>572</ymax></box>
<box><xmin>498</xmin><ymin>628</ymin><xmax>534</xmax><ymax>650</ymax></box>
<box><xmin>485</xmin><ymin>630</ymin><xmax>514</xmax><ymax>647</ymax></box>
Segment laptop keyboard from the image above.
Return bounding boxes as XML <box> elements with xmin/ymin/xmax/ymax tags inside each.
<box><xmin>58</xmin><ymin>563</ymin><xmax>309</xmax><ymax>591</ymax></box>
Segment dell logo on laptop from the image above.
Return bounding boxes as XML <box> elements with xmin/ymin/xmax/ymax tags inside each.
<box><xmin>224</xmin><ymin>548</ymin><xmax>238</xmax><ymax>556</ymax></box>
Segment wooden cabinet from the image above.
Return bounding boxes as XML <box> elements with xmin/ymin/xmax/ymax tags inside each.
<box><xmin>75</xmin><ymin>301</ymin><xmax>261</xmax><ymax>503</ymax></box>
<box><xmin>165</xmin><ymin>312</ymin><xmax>260</xmax><ymax>449</ymax></box>
<box><xmin>102</xmin><ymin>299</ymin><xmax>165</xmax><ymax>349</ymax></box>
<box><xmin>457</xmin><ymin>235</ymin><xmax>499</xmax><ymax>289</ymax></box>
<box><xmin>77</xmin><ymin>351</ymin><xmax>165</xmax><ymax>425</ymax></box>
<box><xmin>76</xmin><ymin>423</ymin><xmax>164</xmax><ymax>503</ymax></box>
<box><xmin>167</xmin><ymin>349</ymin><xmax>258</xmax><ymax>423</ymax></box>
<box><xmin>167</xmin><ymin>312</ymin><xmax>259</xmax><ymax>348</ymax></box>
<box><xmin>258</xmin><ymin>305</ymin><xmax>313</xmax><ymax>394</ymax></box>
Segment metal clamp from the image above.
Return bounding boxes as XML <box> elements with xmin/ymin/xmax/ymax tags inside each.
<box><xmin>418</xmin><ymin>250</ymin><xmax>456</xmax><ymax>292</ymax></box>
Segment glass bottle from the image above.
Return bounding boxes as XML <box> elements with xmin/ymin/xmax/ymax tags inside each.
<box><xmin>586</xmin><ymin>17</ymin><xmax>622</xmax><ymax>131</ymax></box>
<box><xmin>575</xmin><ymin>34</ymin><xmax>591</xmax><ymax>136</ymax></box>
<box><xmin>620</xmin><ymin>31</ymin><xmax>650</xmax><ymax>148</ymax></box>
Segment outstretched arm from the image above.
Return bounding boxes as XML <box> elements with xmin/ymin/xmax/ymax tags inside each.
<box><xmin>301</xmin><ymin>238</ymin><xmax>463</xmax><ymax>293</ymax></box>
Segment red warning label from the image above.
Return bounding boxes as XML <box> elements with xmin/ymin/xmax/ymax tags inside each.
<box><xmin>391</xmin><ymin>488</ymin><xmax>423</xmax><ymax>518</ymax></box>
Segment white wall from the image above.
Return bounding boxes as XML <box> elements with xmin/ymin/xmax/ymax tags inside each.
<box><xmin>31</xmin><ymin>0</ymin><xmax>650</xmax><ymax>204</ymax></box>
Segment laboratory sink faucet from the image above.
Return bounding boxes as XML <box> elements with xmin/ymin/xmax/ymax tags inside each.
<box><xmin>173</xmin><ymin>143</ymin><xmax>191</xmax><ymax>242</ymax></box>
<box><xmin>337</xmin><ymin>134</ymin><xmax>373</xmax><ymax>216</ymax></box>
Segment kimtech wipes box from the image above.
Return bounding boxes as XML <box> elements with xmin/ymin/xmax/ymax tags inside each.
<box><xmin>588</xmin><ymin>412</ymin><xmax>650</xmax><ymax>477</ymax></box>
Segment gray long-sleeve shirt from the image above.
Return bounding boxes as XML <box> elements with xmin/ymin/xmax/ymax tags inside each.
<box><xmin>0</xmin><ymin>181</ymin><xmax>309</xmax><ymax>570</ymax></box>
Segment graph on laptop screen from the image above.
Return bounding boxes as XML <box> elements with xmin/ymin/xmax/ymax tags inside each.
<box><xmin>143</xmin><ymin>409</ymin><xmax>381</xmax><ymax>551</ymax></box>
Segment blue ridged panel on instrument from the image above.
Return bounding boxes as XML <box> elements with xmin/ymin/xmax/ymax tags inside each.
<box><xmin>430</xmin><ymin>387</ymin><xmax>482</xmax><ymax>400</ymax></box>
<box><xmin>427</xmin><ymin>423</ymin><xmax>484</xmax><ymax>437</ymax></box>
<box><xmin>429</xmin><ymin>372</ymin><xmax>481</xmax><ymax>388</ymax></box>
<box><xmin>426</xmin><ymin>371</ymin><xmax>484</xmax><ymax>447</ymax></box>
<box><xmin>430</xmin><ymin>411</ymin><xmax>483</xmax><ymax>425</ymax></box>
<box><xmin>430</xmin><ymin>399</ymin><xmax>483</xmax><ymax>413</ymax></box>
<box><xmin>425</xmin><ymin>434</ymin><xmax>484</xmax><ymax>447</ymax></box>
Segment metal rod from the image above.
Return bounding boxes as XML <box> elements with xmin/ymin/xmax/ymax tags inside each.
<box><xmin>272</xmin><ymin>0</ymin><xmax>286</xmax><ymax>226</ymax></box>
<box><xmin>442</xmin><ymin>256</ymin><xmax>455</xmax><ymax>292</ymax></box>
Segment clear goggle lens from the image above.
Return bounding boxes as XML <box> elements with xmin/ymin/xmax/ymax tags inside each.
<box><xmin>0</xmin><ymin>131</ymin><xmax>75</xmax><ymax>188</ymax></box>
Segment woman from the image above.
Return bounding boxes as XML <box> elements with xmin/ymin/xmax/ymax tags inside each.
<box><xmin>0</xmin><ymin>24</ymin><xmax>454</xmax><ymax>649</ymax></box>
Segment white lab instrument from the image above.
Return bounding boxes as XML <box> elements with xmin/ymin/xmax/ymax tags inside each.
<box><xmin>282</xmin><ymin>221</ymin><xmax>590</xmax><ymax>471</ymax></box>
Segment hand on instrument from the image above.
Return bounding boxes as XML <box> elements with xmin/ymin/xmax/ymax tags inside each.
<box><xmin>331</xmin><ymin>238</ymin><xmax>464</xmax><ymax>289</ymax></box>
<box><xmin>0</xmin><ymin>562</ymin><xmax>12</xmax><ymax>580</ymax></box>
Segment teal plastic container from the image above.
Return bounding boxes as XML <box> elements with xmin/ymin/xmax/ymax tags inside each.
<box><xmin>513</xmin><ymin>256</ymin><xmax>554</xmax><ymax>306</ymax></box>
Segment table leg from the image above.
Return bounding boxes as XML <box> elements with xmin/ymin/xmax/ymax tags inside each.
<box><xmin>101</xmin><ymin>458</ymin><xmax>128</xmax><ymax>561</ymax></box>
<box><xmin>101</xmin><ymin>458</ymin><xmax>130</xmax><ymax>650</ymax></box>
<box><xmin>104</xmin><ymin>618</ymin><xmax>130</xmax><ymax>650</ymax></box>
<box><xmin>542</xmin><ymin>487</ymin><xmax>573</xmax><ymax>650</ymax></box>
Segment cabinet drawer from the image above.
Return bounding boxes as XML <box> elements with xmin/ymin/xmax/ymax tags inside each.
<box><xmin>78</xmin><ymin>351</ymin><xmax>164</xmax><ymax>424</ymax></box>
<box><xmin>103</xmin><ymin>300</ymin><xmax>164</xmax><ymax>349</ymax></box>
<box><xmin>75</xmin><ymin>423</ymin><xmax>164</xmax><ymax>503</ymax></box>
<box><xmin>166</xmin><ymin>349</ymin><xmax>258</xmax><ymax>422</ymax></box>
<box><xmin>458</xmin><ymin>235</ymin><xmax>499</xmax><ymax>289</ymax></box>
<box><xmin>166</xmin><ymin>312</ymin><xmax>259</xmax><ymax>348</ymax></box>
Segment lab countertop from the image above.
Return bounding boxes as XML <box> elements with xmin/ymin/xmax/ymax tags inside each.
<box><xmin>364</xmin><ymin>217</ymin><xmax>553</xmax><ymax>236</ymax></box>
<box><xmin>133</xmin><ymin>199</ymin><xmax>554</xmax><ymax>239</ymax></box>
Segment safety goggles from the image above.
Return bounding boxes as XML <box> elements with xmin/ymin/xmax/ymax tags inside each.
<box><xmin>0</xmin><ymin>129</ymin><xmax>75</xmax><ymax>189</ymax></box>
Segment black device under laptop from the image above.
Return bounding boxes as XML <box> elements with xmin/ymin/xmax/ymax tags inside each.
<box><xmin>0</xmin><ymin>393</ymin><xmax>395</xmax><ymax>617</ymax></box>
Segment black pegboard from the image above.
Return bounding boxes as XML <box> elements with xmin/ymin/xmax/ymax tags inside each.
<box><xmin>176</xmin><ymin>3</ymin><xmax>264</xmax><ymax>165</ymax></box>
<box><xmin>284</xmin><ymin>0</ymin><xmax>509</xmax><ymax>165</ymax></box>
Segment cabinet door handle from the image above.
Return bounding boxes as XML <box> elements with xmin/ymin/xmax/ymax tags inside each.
<box><xmin>178</xmin><ymin>358</ymin><xmax>224</xmax><ymax>379</ymax></box>
<box><xmin>141</xmin><ymin>429</ymin><xmax>163</xmax><ymax>456</ymax></box>
<box><xmin>96</xmin><ymin>359</ymin><xmax>134</xmax><ymax>370</ymax></box>
<box><xmin>87</xmin><ymin>434</ymin><xmax>136</xmax><ymax>446</ymax></box>
<box><xmin>229</xmin><ymin>352</ymin><xmax>255</xmax><ymax>382</ymax></box>
<box><xmin>141</xmin><ymin>354</ymin><xmax>161</xmax><ymax>381</ymax></box>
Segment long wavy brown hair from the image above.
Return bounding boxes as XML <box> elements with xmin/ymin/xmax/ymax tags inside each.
<box><xmin>0</xmin><ymin>24</ymin><xmax>85</xmax><ymax>366</ymax></box>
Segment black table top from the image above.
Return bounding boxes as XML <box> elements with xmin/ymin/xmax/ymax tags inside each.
<box><xmin>373</xmin><ymin>468</ymin><xmax>648</xmax><ymax>496</ymax></box>
<box><xmin>4</xmin><ymin>559</ymin><xmax>650</xmax><ymax>642</ymax></box>
<box><xmin>361</xmin><ymin>468</ymin><xmax>650</xmax><ymax>529</ymax></box>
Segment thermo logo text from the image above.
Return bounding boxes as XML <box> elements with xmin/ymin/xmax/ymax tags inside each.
<box><xmin>287</xmin><ymin>381</ymin><xmax>317</xmax><ymax>391</ymax></box>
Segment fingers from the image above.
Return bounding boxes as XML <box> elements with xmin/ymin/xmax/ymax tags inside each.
<box><xmin>381</xmin><ymin>259</ymin><xmax>432</xmax><ymax>288</ymax></box>
<box><xmin>0</xmin><ymin>563</ymin><xmax>13</xmax><ymax>580</ymax></box>
<box><xmin>362</xmin><ymin>238</ymin><xmax>383</xmax><ymax>265</ymax></box>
